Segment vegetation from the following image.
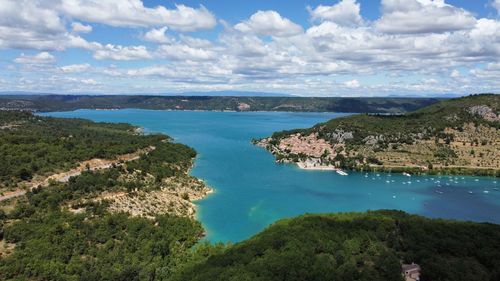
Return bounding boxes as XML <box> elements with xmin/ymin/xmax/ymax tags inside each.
<box><xmin>262</xmin><ymin>94</ymin><xmax>500</xmax><ymax>176</ymax></box>
<box><xmin>0</xmin><ymin>110</ymin><xmax>208</xmax><ymax>280</ymax></box>
<box><xmin>0</xmin><ymin>95</ymin><xmax>440</xmax><ymax>113</ymax></box>
<box><xmin>0</xmin><ymin>111</ymin><xmax>165</xmax><ymax>188</ymax></box>
<box><xmin>173</xmin><ymin>210</ymin><xmax>500</xmax><ymax>281</ymax></box>
<box><xmin>2</xmin><ymin>205</ymin><xmax>203</xmax><ymax>280</ymax></box>
<box><xmin>1</xmin><ymin>107</ymin><xmax>500</xmax><ymax>280</ymax></box>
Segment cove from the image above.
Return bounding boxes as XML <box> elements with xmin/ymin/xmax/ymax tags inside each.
<box><xmin>42</xmin><ymin>109</ymin><xmax>500</xmax><ymax>243</ymax></box>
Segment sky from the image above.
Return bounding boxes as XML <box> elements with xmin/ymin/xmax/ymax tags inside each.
<box><xmin>0</xmin><ymin>0</ymin><xmax>500</xmax><ymax>96</ymax></box>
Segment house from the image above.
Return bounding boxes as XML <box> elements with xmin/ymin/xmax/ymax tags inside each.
<box><xmin>402</xmin><ymin>263</ymin><xmax>421</xmax><ymax>281</ymax></box>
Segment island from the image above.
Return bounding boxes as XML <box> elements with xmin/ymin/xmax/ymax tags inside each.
<box><xmin>255</xmin><ymin>94</ymin><xmax>499</xmax><ymax>176</ymax></box>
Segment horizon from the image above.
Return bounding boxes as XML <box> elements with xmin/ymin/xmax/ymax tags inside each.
<box><xmin>0</xmin><ymin>0</ymin><xmax>499</xmax><ymax>96</ymax></box>
<box><xmin>0</xmin><ymin>90</ymin><xmax>473</xmax><ymax>98</ymax></box>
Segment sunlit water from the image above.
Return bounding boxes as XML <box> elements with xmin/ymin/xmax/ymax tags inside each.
<box><xmin>42</xmin><ymin>109</ymin><xmax>500</xmax><ymax>243</ymax></box>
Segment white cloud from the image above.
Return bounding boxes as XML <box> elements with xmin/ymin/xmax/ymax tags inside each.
<box><xmin>1</xmin><ymin>0</ymin><xmax>500</xmax><ymax>96</ymax></box>
<box><xmin>308</xmin><ymin>0</ymin><xmax>363</xmax><ymax>26</ymax></box>
<box><xmin>60</xmin><ymin>63</ymin><xmax>91</xmax><ymax>72</ymax></box>
<box><xmin>157</xmin><ymin>44</ymin><xmax>215</xmax><ymax>61</ymax></box>
<box><xmin>450</xmin><ymin>69</ymin><xmax>460</xmax><ymax>78</ymax></box>
<box><xmin>494</xmin><ymin>0</ymin><xmax>500</xmax><ymax>13</ymax></box>
<box><xmin>59</xmin><ymin>0</ymin><xmax>217</xmax><ymax>31</ymax></box>
<box><xmin>81</xmin><ymin>78</ymin><xmax>98</xmax><ymax>85</ymax></box>
<box><xmin>343</xmin><ymin>79</ymin><xmax>360</xmax><ymax>88</ymax></box>
<box><xmin>376</xmin><ymin>0</ymin><xmax>476</xmax><ymax>34</ymax></box>
<box><xmin>142</xmin><ymin>27</ymin><xmax>173</xmax><ymax>43</ymax></box>
<box><xmin>0</xmin><ymin>0</ymin><xmax>66</xmax><ymax>50</ymax></box>
<box><xmin>470</xmin><ymin>63</ymin><xmax>500</xmax><ymax>78</ymax></box>
<box><xmin>71</xmin><ymin>22</ymin><xmax>92</xmax><ymax>33</ymax></box>
<box><xmin>14</xmin><ymin>52</ymin><xmax>56</xmax><ymax>64</ymax></box>
<box><xmin>0</xmin><ymin>1</ymin><xmax>216</xmax><ymax>51</ymax></box>
<box><xmin>93</xmin><ymin>44</ymin><xmax>152</xmax><ymax>60</ymax></box>
<box><xmin>234</xmin><ymin>11</ymin><xmax>303</xmax><ymax>37</ymax></box>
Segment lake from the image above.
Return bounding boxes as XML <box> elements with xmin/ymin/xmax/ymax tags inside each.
<box><xmin>42</xmin><ymin>109</ymin><xmax>500</xmax><ymax>243</ymax></box>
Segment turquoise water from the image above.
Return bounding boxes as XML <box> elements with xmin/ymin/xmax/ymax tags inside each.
<box><xmin>43</xmin><ymin>109</ymin><xmax>500</xmax><ymax>243</ymax></box>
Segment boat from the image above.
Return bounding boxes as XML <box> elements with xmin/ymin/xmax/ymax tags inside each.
<box><xmin>336</xmin><ymin>170</ymin><xmax>348</xmax><ymax>176</ymax></box>
<box><xmin>403</xmin><ymin>172</ymin><xmax>411</xmax><ymax>177</ymax></box>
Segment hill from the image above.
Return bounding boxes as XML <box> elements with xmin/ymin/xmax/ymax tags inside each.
<box><xmin>0</xmin><ymin>95</ymin><xmax>440</xmax><ymax>113</ymax></box>
<box><xmin>255</xmin><ymin>94</ymin><xmax>500</xmax><ymax>176</ymax></box>
<box><xmin>172</xmin><ymin>210</ymin><xmax>500</xmax><ymax>281</ymax></box>
<box><xmin>0</xmin><ymin>110</ymin><xmax>212</xmax><ymax>280</ymax></box>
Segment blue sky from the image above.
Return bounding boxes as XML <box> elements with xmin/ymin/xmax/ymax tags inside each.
<box><xmin>0</xmin><ymin>0</ymin><xmax>499</xmax><ymax>96</ymax></box>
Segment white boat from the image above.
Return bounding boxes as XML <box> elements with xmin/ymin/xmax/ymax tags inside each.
<box><xmin>336</xmin><ymin>170</ymin><xmax>348</xmax><ymax>176</ymax></box>
<box><xmin>403</xmin><ymin>172</ymin><xmax>411</xmax><ymax>177</ymax></box>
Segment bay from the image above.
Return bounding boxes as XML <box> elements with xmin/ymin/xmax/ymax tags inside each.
<box><xmin>42</xmin><ymin>109</ymin><xmax>500</xmax><ymax>243</ymax></box>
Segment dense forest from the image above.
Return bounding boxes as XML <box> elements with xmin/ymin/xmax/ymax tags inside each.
<box><xmin>260</xmin><ymin>94</ymin><xmax>500</xmax><ymax>176</ymax></box>
<box><xmin>172</xmin><ymin>210</ymin><xmax>500</xmax><ymax>281</ymax></box>
<box><xmin>0</xmin><ymin>111</ymin><xmax>210</xmax><ymax>280</ymax></box>
<box><xmin>0</xmin><ymin>111</ymin><xmax>165</xmax><ymax>188</ymax></box>
<box><xmin>0</xmin><ymin>94</ymin><xmax>440</xmax><ymax>113</ymax></box>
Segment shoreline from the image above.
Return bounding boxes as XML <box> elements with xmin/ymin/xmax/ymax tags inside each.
<box><xmin>289</xmin><ymin>159</ymin><xmax>499</xmax><ymax>177</ymax></box>
<box><xmin>296</xmin><ymin>161</ymin><xmax>340</xmax><ymax>171</ymax></box>
<box><xmin>37</xmin><ymin>108</ymin><xmax>354</xmax><ymax>114</ymax></box>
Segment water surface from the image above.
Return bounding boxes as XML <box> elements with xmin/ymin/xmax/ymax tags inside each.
<box><xmin>43</xmin><ymin>109</ymin><xmax>500</xmax><ymax>242</ymax></box>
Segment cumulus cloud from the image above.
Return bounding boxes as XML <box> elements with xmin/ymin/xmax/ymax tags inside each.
<box><xmin>1</xmin><ymin>0</ymin><xmax>500</xmax><ymax>96</ymax></box>
<box><xmin>234</xmin><ymin>11</ymin><xmax>303</xmax><ymax>37</ymax></box>
<box><xmin>93</xmin><ymin>45</ymin><xmax>152</xmax><ymax>60</ymax></box>
<box><xmin>343</xmin><ymin>79</ymin><xmax>360</xmax><ymax>88</ymax></box>
<box><xmin>157</xmin><ymin>44</ymin><xmax>215</xmax><ymax>61</ymax></box>
<box><xmin>71</xmin><ymin>22</ymin><xmax>92</xmax><ymax>33</ymax></box>
<box><xmin>0</xmin><ymin>0</ymin><xmax>66</xmax><ymax>50</ymax></box>
<box><xmin>494</xmin><ymin>0</ymin><xmax>500</xmax><ymax>13</ymax></box>
<box><xmin>59</xmin><ymin>0</ymin><xmax>216</xmax><ymax>31</ymax></box>
<box><xmin>60</xmin><ymin>63</ymin><xmax>91</xmax><ymax>72</ymax></box>
<box><xmin>450</xmin><ymin>69</ymin><xmax>461</xmax><ymax>78</ymax></box>
<box><xmin>142</xmin><ymin>27</ymin><xmax>173</xmax><ymax>44</ymax></box>
<box><xmin>0</xmin><ymin>0</ymin><xmax>216</xmax><ymax>50</ymax></box>
<box><xmin>376</xmin><ymin>0</ymin><xmax>477</xmax><ymax>34</ymax></box>
<box><xmin>308</xmin><ymin>0</ymin><xmax>363</xmax><ymax>26</ymax></box>
<box><xmin>14</xmin><ymin>52</ymin><xmax>56</xmax><ymax>64</ymax></box>
<box><xmin>81</xmin><ymin>78</ymin><xmax>98</xmax><ymax>85</ymax></box>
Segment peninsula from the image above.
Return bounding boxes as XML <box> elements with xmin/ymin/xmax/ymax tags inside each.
<box><xmin>255</xmin><ymin>94</ymin><xmax>500</xmax><ymax>176</ymax></box>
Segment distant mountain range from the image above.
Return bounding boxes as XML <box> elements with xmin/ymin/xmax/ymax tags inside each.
<box><xmin>0</xmin><ymin>94</ymin><xmax>441</xmax><ymax>113</ymax></box>
<box><xmin>0</xmin><ymin>91</ymin><xmax>477</xmax><ymax>98</ymax></box>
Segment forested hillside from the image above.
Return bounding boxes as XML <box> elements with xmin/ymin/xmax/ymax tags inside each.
<box><xmin>0</xmin><ymin>111</ymin><xmax>211</xmax><ymax>280</ymax></box>
<box><xmin>0</xmin><ymin>95</ymin><xmax>440</xmax><ymax>113</ymax></box>
<box><xmin>0</xmin><ymin>111</ymin><xmax>165</xmax><ymax>189</ymax></box>
<box><xmin>173</xmin><ymin>210</ymin><xmax>500</xmax><ymax>281</ymax></box>
<box><xmin>257</xmin><ymin>94</ymin><xmax>500</xmax><ymax>176</ymax></box>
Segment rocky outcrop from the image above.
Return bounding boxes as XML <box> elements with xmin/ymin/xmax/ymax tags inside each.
<box><xmin>467</xmin><ymin>105</ymin><xmax>500</xmax><ymax>122</ymax></box>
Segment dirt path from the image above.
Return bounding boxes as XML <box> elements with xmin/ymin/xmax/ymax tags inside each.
<box><xmin>0</xmin><ymin>146</ymin><xmax>155</xmax><ymax>202</ymax></box>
